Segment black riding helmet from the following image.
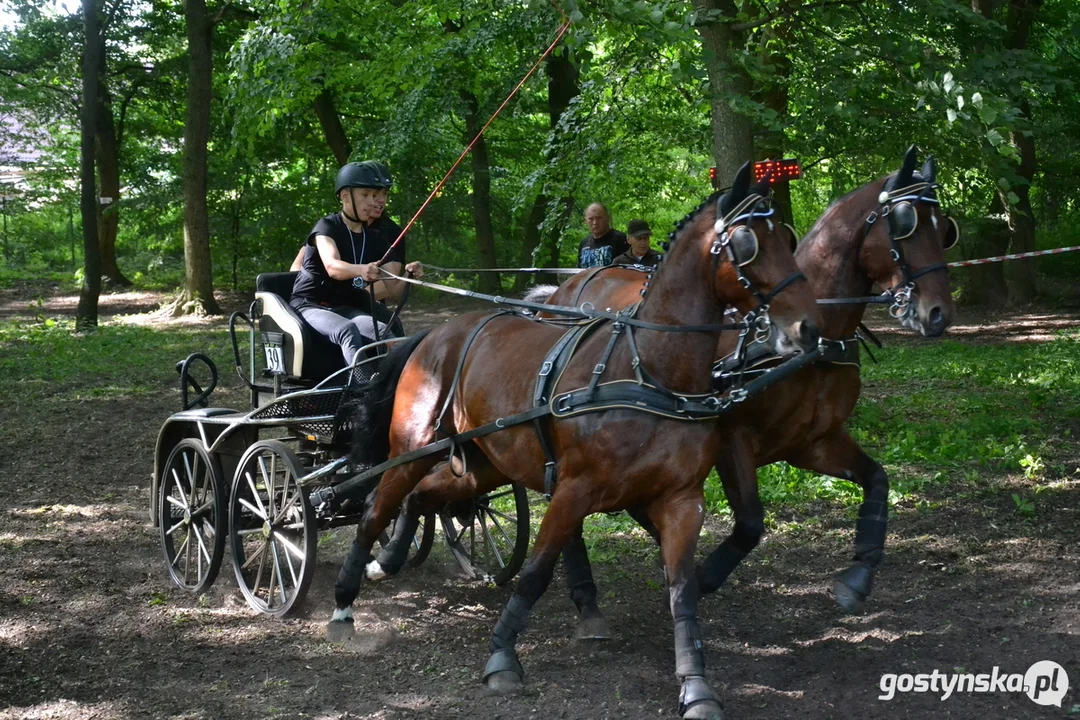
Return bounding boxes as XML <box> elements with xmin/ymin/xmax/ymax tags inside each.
<box><xmin>334</xmin><ymin>160</ymin><xmax>392</xmax><ymax>196</ymax></box>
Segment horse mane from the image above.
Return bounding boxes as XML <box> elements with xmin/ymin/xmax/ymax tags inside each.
<box><xmin>800</xmin><ymin>168</ymin><xmax>937</xmax><ymax>252</ymax></box>
<box><xmin>659</xmin><ymin>187</ymin><xmax>734</xmax><ymax>253</ymax></box>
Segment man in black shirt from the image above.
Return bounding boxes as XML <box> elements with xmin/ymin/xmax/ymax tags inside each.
<box><xmin>577</xmin><ymin>202</ymin><xmax>629</xmax><ymax>268</ymax></box>
<box><xmin>612</xmin><ymin>219</ymin><xmax>662</xmax><ymax>267</ymax></box>
<box><xmin>290</xmin><ymin>161</ymin><xmax>423</xmax><ymax>365</ymax></box>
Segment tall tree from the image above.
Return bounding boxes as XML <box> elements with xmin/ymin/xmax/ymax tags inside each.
<box><xmin>313</xmin><ymin>86</ymin><xmax>352</xmax><ymax>166</ymax></box>
<box><xmin>77</xmin><ymin>0</ymin><xmax>102</xmax><ymax>331</ymax></box>
<box><xmin>176</xmin><ymin>0</ymin><xmax>221</xmax><ymax>315</ymax></box>
<box><xmin>461</xmin><ymin>88</ymin><xmax>499</xmax><ymax>293</ymax></box>
<box><xmin>1001</xmin><ymin>0</ymin><xmax>1043</xmax><ymax>303</ymax></box>
<box><xmin>691</xmin><ymin>0</ymin><xmax>754</xmax><ymax>180</ymax></box>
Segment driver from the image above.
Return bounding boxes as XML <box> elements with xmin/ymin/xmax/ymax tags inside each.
<box><xmin>289</xmin><ymin>161</ymin><xmax>423</xmax><ymax>365</ymax></box>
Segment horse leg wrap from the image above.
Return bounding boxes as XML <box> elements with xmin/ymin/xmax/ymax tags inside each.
<box><xmin>673</xmin><ymin>618</ymin><xmax>706</xmax><ymax>678</ymax></box>
<box><xmin>852</xmin><ymin>499</ymin><xmax>888</xmax><ymax>568</ymax></box>
<box><xmin>490</xmin><ymin>594</ymin><xmax>532</xmax><ymax>653</ymax></box>
<box><xmin>375</xmin><ymin>515</ymin><xmax>417</xmax><ymax>575</ymax></box>
<box><xmin>482</xmin><ymin>647</ymin><xmax>525</xmax><ymax>683</ymax></box>
<box><xmin>334</xmin><ymin>540</ymin><xmax>371</xmax><ymax>609</ymax></box>
<box><xmin>564</xmin><ymin>554</ymin><xmax>600</xmax><ymax>618</ymax></box>
<box><xmin>678</xmin><ymin>676</ymin><xmax>722</xmax><ymax>717</ymax></box>
<box><xmin>696</xmin><ymin>540</ymin><xmax>748</xmax><ymax>595</ymax></box>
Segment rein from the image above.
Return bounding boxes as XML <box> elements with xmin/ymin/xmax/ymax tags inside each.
<box><xmin>375</xmin><ymin>267</ymin><xmax>750</xmax><ymax>334</ymax></box>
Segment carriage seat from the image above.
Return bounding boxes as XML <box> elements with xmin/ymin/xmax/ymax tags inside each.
<box><xmin>255</xmin><ymin>272</ymin><xmax>407</xmax><ymax>384</ymax></box>
<box><xmin>255</xmin><ymin>272</ymin><xmax>346</xmax><ymax>383</ymax></box>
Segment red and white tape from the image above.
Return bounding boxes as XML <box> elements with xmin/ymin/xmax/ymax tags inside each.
<box><xmin>948</xmin><ymin>245</ymin><xmax>1080</xmax><ymax>268</ymax></box>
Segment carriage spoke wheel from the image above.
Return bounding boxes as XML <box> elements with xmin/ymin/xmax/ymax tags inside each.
<box><xmin>378</xmin><ymin>510</ymin><xmax>436</xmax><ymax>569</ymax></box>
<box><xmin>159</xmin><ymin>439</ymin><xmax>226</xmax><ymax>593</ymax></box>
<box><xmin>229</xmin><ymin>440</ymin><xmax>316</xmax><ymax>618</ymax></box>
<box><xmin>439</xmin><ymin>483</ymin><xmax>530</xmax><ymax>586</ymax></box>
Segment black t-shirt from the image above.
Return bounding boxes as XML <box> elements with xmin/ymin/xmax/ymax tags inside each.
<box><xmin>577</xmin><ymin>229</ymin><xmax>629</xmax><ymax>268</ymax></box>
<box><xmin>291</xmin><ymin>213</ymin><xmax>406</xmax><ymax>308</ymax></box>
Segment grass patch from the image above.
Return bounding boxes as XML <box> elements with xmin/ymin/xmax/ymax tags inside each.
<box><xmin>0</xmin><ymin>317</ymin><xmax>235</xmax><ymax>402</ymax></box>
<box><xmin>698</xmin><ymin>330</ymin><xmax>1080</xmax><ymax>517</ymax></box>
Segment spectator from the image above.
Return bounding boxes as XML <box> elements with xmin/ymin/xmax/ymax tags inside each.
<box><xmin>577</xmin><ymin>203</ymin><xmax>629</xmax><ymax>268</ymax></box>
<box><xmin>612</xmin><ymin>219</ymin><xmax>661</xmax><ymax>267</ymax></box>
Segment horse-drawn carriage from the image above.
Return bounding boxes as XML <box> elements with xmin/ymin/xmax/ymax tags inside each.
<box><xmin>150</xmin><ymin>270</ymin><xmax>532</xmax><ymax>617</ymax></box>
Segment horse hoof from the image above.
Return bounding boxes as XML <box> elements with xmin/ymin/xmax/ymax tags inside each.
<box><xmin>832</xmin><ymin>577</ymin><xmax>867</xmax><ymax>614</ymax></box>
<box><xmin>682</xmin><ymin>700</ymin><xmax>724</xmax><ymax>719</ymax></box>
<box><xmin>326</xmin><ymin>619</ymin><xmax>355</xmax><ymax>644</ymax></box>
<box><xmin>575</xmin><ymin>615</ymin><xmax>613</xmax><ymax>641</ymax></box>
<box><xmin>366</xmin><ymin>560</ymin><xmax>387</xmax><ymax>582</ymax></box>
<box><xmin>484</xmin><ymin>671</ymin><xmax>523</xmax><ymax>695</ymax></box>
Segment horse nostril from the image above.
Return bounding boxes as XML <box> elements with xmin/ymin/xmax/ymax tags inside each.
<box><xmin>797</xmin><ymin>320</ymin><xmax>820</xmax><ymax>348</ymax></box>
<box><xmin>926</xmin><ymin>306</ymin><xmax>947</xmax><ymax>336</ymax></box>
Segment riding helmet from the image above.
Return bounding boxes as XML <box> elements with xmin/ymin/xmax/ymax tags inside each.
<box><xmin>334</xmin><ymin>161</ymin><xmax>393</xmax><ymax>196</ymax></box>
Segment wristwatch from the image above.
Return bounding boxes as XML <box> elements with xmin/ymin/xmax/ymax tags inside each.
<box><xmin>352</xmin><ymin>277</ymin><xmax>367</xmax><ymax>290</ymax></box>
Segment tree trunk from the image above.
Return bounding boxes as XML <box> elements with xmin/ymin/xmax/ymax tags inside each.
<box><xmin>462</xmin><ymin>90</ymin><xmax>499</xmax><ymax>294</ymax></box>
<box><xmin>177</xmin><ymin>0</ymin><xmax>221</xmax><ymax>315</ymax></box>
<box><xmin>1002</xmin><ymin>0</ymin><xmax>1042</xmax><ymax>303</ymax></box>
<box><xmin>955</xmin><ymin>216</ymin><xmax>1010</xmax><ymax>306</ymax></box>
<box><xmin>96</xmin><ymin>79</ymin><xmax>131</xmax><ymax>287</ymax></box>
<box><xmin>530</xmin><ymin>51</ymin><xmax>580</xmax><ymax>287</ymax></box>
<box><xmin>755</xmin><ymin>25</ymin><xmax>792</xmax><ymax>225</ymax></box>
<box><xmin>77</xmin><ymin>0</ymin><xmax>102</xmax><ymax>331</ymax></box>
<box><xmin>313</xmin><ymin>88</ymin><xmax>352</xmax><ymax>166</ymax></box>
<box><xmin>692</xmin><ymin>0</ymin><xmax>754</xmax><ymax>183</ymax></box>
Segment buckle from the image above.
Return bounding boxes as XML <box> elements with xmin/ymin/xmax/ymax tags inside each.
<box><xmin>554</xmin><ymin>395</ymin><xmax>572</xmax><ymax>413</ymax></box>
<box><xmin>729</xmin><ymin>388</ymin><xmax>749</xmax><ymax>403</ymax></box>
<box><xmin>593</xmin><ymin>363</ymin><xmax>606</xmax><ymax>375</ymax></box>
<box><xmin>539</xmin><ymin>360</ymin><xmax>553</xmax><ymax>377</ymax></box>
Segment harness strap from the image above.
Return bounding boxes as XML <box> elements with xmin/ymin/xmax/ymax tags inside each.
<box><xmin>761</xmin><ymin>271</ymin><xmax>807</xmax><ymax>303</ymax></box>
<box><xmin>532</xmin><ymin>319</ymin><xmax>604</xmax><ymax>499</ymax></box>
<box><xmin>434</xmin><ymin>310</ymin><xmax>516</xmax><ymax>438</ymax></box>
<box><xmin>584</xmin><ymin>316</ymin><xmax>628</xmax><ymax>402</ymax></box>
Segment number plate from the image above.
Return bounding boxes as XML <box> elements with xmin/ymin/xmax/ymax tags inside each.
<box><xmin>264</xmin><ymin>344</ymin><xmax>286</xmax><ymax>375</ymax></box>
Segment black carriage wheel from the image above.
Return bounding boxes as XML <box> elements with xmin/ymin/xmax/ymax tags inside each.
<box><xmin>158</xmin><ymin>439</ymin><xmax>227</xmax><ymax>594</ymax></box>
<box><xmin>378</xmin><ymin>510</ymin><xmax>436</xmax><ymax>569</ymax></box>
<box><xmin>229</xmin><ymin>440</ymin><xmax>317</xmax><ymax>618</ymax></box>
<box><xmin>440</xmin><ymin>483</ymin><xmax>530</xmax><ymax>586</ymax></box>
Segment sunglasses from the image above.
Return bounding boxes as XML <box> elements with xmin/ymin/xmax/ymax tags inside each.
<box><xmin>887</xmin><ymin>201</ymin><xmax>960</xmax><ymax>250</ymax></box>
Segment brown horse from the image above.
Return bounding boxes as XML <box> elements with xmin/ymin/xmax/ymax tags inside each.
<box><xmin>330</xmin><ymin>164</ymin><xmax>822</xmax><ymax>718</ymax></box>
<box><xmin>375</xmin><ymin>145</ymin><xmax>957</xmax><ymax>639</ymax></box>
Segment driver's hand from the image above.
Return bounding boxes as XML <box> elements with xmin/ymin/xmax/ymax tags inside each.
<box><xmin>357</xmin><ymin>263</ymin><xmax>382</xmax><ymax>282</ymax></box>
<box><xmin>405</xmin><ymin>261</ymin><xmax>424</xmax><ymax>279</ymax></box>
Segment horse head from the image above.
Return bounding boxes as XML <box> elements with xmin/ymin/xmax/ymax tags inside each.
<box><xmin>863</xmin><ymin>145</ymin><xmax>957</xmax><ymax>337</ymax></box>
<box><xmin>703</xmin><ymin>162</ymin><xmax>823</xmax><ymax>353</ymax></box>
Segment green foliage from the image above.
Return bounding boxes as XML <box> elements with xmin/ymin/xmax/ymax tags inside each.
<box><xmin>701</xmin><ymin>331</ymin><xmax>1080</xmax><ymax>516</ymax></box>
<box><xmin>0</xmin><ymin>0</ymin><xmax>1077</xmax><ymax>293</ymax></box>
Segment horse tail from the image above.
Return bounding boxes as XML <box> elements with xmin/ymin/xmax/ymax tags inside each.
<box><xmin>347</xmin><ymin>329</ymin><xmax>432</xmax><ymax>468</ymax></box>
<box><xmin>522</xmin><ymin>284</ymin><xmax>558</xmax><ymax>305</ymax></box>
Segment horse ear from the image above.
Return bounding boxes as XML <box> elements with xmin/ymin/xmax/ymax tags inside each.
<box><xmin>896</xmin><ymin>144</ymin><xmax>918</xmax><ymax>186</ymax></box>
<box><xmin>920</xmin><ymin>155</ymin><xmax>937</xmax><ymax>184</ymax></box>
<box><xmin>720</xmin><ymin>161</ymin><xmax>753</xmax><ymax>215</ymax></box>
<box><xmin>732</xmin><ymin>161</ymin><xmax>752</xmax><ymax>199</ymax></box>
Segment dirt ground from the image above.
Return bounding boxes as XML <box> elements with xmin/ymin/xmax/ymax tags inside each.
<box><xmin>1</xmin><ymin>285</ymin><xmax>1078</xmax><ymax>720</ymax></box>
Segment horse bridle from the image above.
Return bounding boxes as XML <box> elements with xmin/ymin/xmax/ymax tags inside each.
<box><xmin>712</xmin><ymin>192</ymin><xmax>807</xmax><ymax>344</ymax></box>
<box><xmin>864</xmin><ymin>181</ymin><xmax>950</xmax><ymax>319</ymax></box>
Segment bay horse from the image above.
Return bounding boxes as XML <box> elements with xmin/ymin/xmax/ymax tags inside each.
<box><xmin>331</xmin><ymin>164</ymin><xmax>823</xmax><ymax>718</ymax></box>
<box><xmin>375</xmin><ymin>145</ymin><xmax>957</xmax><ymax>640</ymax></box>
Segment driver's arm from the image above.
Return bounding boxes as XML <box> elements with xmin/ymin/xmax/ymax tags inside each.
<box><xmin>289</xmin><ymin>246</ymin><xmax>306</xmax><ymax>272</ymax></box>
<box><xmin>371</xmin><ymin>261</ymin><xmax>424</xmax><ymax>301</ymax></box>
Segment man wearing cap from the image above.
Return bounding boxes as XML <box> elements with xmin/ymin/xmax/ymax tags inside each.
<box><xmin>612</xmin><ymin>219</ymin><xmax>662</xmax><ymax>267</ymax></box>
<box><xmin>577</xmin><ymin>202</ymin><xmax>629</xmax><ymax>268</ymax></box>
<box><xmin>290</xmin><ymin>160</ymin><xmax>424</xmax><ymax>365</ymax></box>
